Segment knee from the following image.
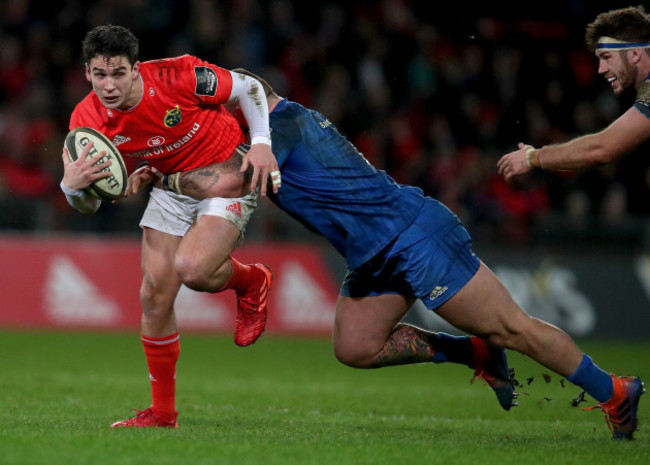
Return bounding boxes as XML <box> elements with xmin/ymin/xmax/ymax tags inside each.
<box><xmin>333</xmin><ymin>339</ymin><xmax>376</xmax><ymax>368</ymax></box>
<box><xmin>174</xmin><ymin>253</ymin><xmax>207</xmax><ymax>290</ymax></box>
<box><xmin>481</xmin><ymin>326</ymin><xmax>520</xmax><ymax>349</ymax></box>
<box><xmin>140</xmin><ymin>273</ymin><xmax>157</xmax><ymax>311</ymax></box>
<box><xmin>482</xmin><ymin>313</ymin><xmax>536</xmax><ymax>351</ymax></box>
<box><xmin>140</xmin><ymin>272</ymin><xmax>175</xmax><ymax>320</ymax></box>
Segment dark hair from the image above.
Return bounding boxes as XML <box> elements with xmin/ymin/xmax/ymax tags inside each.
<box><xmin>231</xmin><ymin>68</ymin><xmax>276</xmax><ymax>97</ymax></box>
<box><xmin>82</xmin><ymin>25</ymin><xmax>139</xmax><ymax>65</ymax></box>
<box><xmin>585</xmin><ymin>5</ymin><xmax>650</xmax><ymax>52</ymax></box>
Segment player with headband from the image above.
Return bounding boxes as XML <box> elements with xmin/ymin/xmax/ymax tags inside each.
<box><xmin>497</xmin><ymin>5</ymin><xmax>650</xmax><ymax>178</ymax></box>
<box><xmin>496</xmin><ymin>6</ymin><xmax>647</xmax><ymax>439</ymax></box>
<box><xmin>595</xmin><ymin>36</ymin><xmax>650</xmax><ymax>51</ymax></box>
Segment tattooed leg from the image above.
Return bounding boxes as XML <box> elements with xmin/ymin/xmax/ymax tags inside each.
<box><xmin>371</xmin><ymin>323</ymin><xmax>474</xmax><ymax>368</ymax></box>
<box><xmin>371</xmin><ymin>324</ymin><xmax>436</xmax><ymax>367</ymax></box>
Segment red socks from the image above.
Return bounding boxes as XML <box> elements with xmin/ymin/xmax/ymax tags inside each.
<box><xmin>141</xmin><ymin>332</ymin><xmax>180</xmax><ymax>420</ymax></box>
<box><xmin>220</xmin><ymin>257</ymin><xmax>261</xmax><ymax>295</ymax></box>
<box><xmin>139</xmin><ymin>260</ymin><xmax>259</xmax><ymax>420</ymax></box>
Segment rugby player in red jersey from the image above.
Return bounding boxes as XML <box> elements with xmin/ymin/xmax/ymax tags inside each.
<box><xmin>60</xmin><ymin>25</ymin><xmax>280</xmax><ymax>428</ymax></box>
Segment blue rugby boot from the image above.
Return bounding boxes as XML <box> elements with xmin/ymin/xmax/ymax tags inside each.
<box><xmin>586</xmin><ymin>375</ymin><xmax>645</xmax><ymax>440</ymax></box>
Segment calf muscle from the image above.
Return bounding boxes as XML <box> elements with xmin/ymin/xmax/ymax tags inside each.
<box><xmin>371</xmin><ymin>324</ymin><xmax>436</xmax><ymax>368</ymax></box>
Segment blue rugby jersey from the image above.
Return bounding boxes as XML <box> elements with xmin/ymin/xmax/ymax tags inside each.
<box><xmin>633</xmin><ymin>72</ymin><xmax>650</xmax><ymax>119</ymax></box>
<box><xmin>268</xmin><ymin>98</ymin><xmax>425</xmax><ymax>269</ymax></box>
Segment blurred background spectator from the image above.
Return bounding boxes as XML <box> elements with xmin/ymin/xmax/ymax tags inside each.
<box><xmin>0</xmin><ymin>0</ymin><xmax>647</xmax><ymax>251</ymax></box>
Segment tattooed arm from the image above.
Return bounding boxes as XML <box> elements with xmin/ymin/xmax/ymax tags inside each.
<box><xmin>177</xmin><ymin>150</ymin><xmax>254</xmax><ymax>200</ymax></box>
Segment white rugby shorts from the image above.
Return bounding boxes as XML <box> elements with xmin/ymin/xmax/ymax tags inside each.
<box><xmin>139</xmin><ymin>187</ymin><xmax>258</xmax><ymax>237</ymax></box>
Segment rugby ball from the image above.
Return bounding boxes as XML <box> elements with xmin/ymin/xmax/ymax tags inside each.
<box><xmin>64</xmin><ymin>127</ymin><xmax>127</xmax><ymax>200</ymax></box>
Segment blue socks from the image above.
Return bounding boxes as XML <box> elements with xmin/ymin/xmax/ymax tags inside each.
<box><xmin>566</xmin><ymin>354</ymin><xmax>613</xmax><ymax>403</ymax></box>
<box><xmin>432</xmin><ymin>333</ymin><xmax>473</xmax><ymax>366</ymax></box>
<box><xmin>433</xmin><ymin>338</ymin><xmax>614</xmax><ymax>403</ymax></box>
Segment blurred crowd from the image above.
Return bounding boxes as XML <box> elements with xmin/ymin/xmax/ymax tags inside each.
<box><xmin>0</xmin><ymin>0</ymin><xmax>648</xmax><ymax>247</ymax></box>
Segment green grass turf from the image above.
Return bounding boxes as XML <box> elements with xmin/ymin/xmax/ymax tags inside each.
<box><xmin>0</xmin><ymin>331</ymin><xmax>648</xmax><ymax>465</ymax></box>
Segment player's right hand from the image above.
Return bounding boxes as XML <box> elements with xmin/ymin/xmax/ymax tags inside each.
<box><xmin>61</xmin><ymin>141</ymin><xmax>112</xmax><ymax>190</ymax></box>
<box><xmin>241</xmin><ymin>144</ymin><xmax>280</xmax><ymax>196</ymax></box>
<box><xmin>496</xmin><ymin>142</ymin><xmax>533</xmax><ymax>182</ymax></box>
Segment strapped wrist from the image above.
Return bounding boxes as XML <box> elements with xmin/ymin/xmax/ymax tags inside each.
<box><xmin>162</xmin><ymin>172</ymin><xmax>182</xmax><ymax>195</ymax></box>
<box><xmin>60</xmin><ymin>181</ymin><xmax>85</xmax><ymax>197</ymax></box>
<box><xmin>525</xmin><ymin>146</ymin><xmax>537</xmax><ymax>168</ymax></box>
<box><xmin>251</xmin><ymin>135</ymin><xmax>272</xmax><ymax>147</ymax></box>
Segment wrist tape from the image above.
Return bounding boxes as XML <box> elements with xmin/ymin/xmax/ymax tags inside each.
<box><xmin>162</xmin><ymin>172</ymin><xmax>182</xmax><ymax>195</ymax></box>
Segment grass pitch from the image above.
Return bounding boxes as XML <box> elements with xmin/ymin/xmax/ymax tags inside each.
<box><xmin>1</xmin><ymin>331</ymin><xmax>648</xmax><ymax>465</ymax></box>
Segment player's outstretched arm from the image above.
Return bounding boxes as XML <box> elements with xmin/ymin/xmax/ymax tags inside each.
<box><xmin>497</xmin><ymin>107</ymin><xmax>650</xmax><ymax>182</ymax></box>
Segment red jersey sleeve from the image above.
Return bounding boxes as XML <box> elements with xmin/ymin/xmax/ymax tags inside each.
<box><xmin>189</xmin><ymin>56</ymin><xmax>234</xmax><ymax>104</ymax></box>
<box><xmin>150</xmin><ymin>55</ymin><xmax>234</xmax><ymax>106</ymax></box>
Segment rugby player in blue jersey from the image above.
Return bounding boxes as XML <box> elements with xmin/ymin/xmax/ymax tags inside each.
<box><xmin>498</xmin><ymin>6</ymin><xmax>650</xmax><ymax>181</ymax></box>
<box><xmin>129</xmin><ymin>68</ymin><xmax>643</xmax><ymax>440</ymax></box>
<box><xmin>496</xmin><ymin>6</ymin><xmax>649</xmax><ymax>439</ymax></box>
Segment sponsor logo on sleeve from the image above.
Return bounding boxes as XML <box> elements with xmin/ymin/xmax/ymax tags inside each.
<box><xmin>194</xmin><ymin>66</ymin><xmax>218</xmax><ymax>97</ymax></box>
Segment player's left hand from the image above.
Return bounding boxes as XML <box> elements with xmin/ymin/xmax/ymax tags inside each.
<box><xmin>125</xmin><ymin>164</ymin><xmax>162</xmax><ymax>197</ymax></box>
<box><xmin>497</xmin><ymin>143</ymin><xmax>532</xmax><ymax>183</ymax></box>
<box><xmin>241</xmin><ymin>144</ymin><xmax>280</xmax><ymax>196</ymax></box>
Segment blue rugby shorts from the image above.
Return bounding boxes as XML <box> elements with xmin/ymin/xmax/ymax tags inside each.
<box><xmin>340</xmin><ymin>197</ymin><xmax>480</xmax><ymax>310</ymax></box>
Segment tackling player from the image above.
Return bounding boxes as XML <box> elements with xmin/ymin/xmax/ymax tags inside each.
<box><xmin>60</xmin><ymin>25</ymin><xmax>279</xmax><ymax>428</ymax></box>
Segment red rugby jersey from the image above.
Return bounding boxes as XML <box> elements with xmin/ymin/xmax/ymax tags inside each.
<box><xmin>69</xmin><ymin>55</ymin><xmax>245</xmax><ymax>173</ymax></box>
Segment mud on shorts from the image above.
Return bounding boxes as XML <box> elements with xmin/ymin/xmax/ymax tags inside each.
<box><xmin>340</xmin><ymin>197</ymin><xmax>481</xmax><ymax>310</ymax></box>
<box><xmin>139</xmin><ymin>187</ymin><xmax>258</xmax><ymax>238</ymax></box>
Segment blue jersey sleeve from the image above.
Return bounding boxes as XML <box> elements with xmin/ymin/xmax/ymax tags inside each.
<box><xmin>634</xmin><ymin>78</ymin><xmax>650</xmax><ymax>119</ymax></box>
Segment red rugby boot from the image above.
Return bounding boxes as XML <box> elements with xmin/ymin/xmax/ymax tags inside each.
<box><xmin>234</xmin><ymin>263</ymin><xmax>273</xmax><ymax>347</ymax></box>
<box><xmin>111</xmin><ymin>407</ymin><xmax>178</xmax><ymax>428</ymax></box>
